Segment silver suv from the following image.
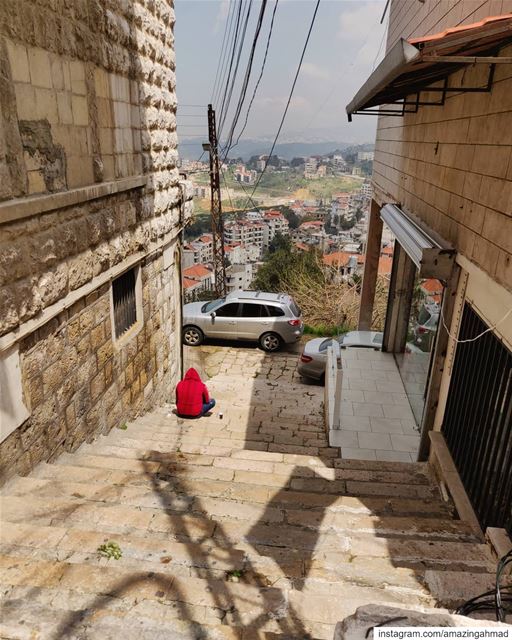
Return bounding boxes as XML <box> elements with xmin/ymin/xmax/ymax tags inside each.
<box><xmin>182</xmin><ymin>291</ymin><xmax>303</xmax><ymax>352</ymax></box>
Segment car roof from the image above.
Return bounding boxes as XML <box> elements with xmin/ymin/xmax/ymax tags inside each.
<box><xmin>226</xmin><ymin>290</ymin><xmax>291</xmax><ymax>304</ymax></box>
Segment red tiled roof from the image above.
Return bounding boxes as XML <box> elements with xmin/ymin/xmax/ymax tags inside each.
<box><xmin>421</xmin><ymin>278</ymin><xmax>443</xmax><ymax>294</ymax></box>
<box><xmin>198</xmin><ymin>235</ymin><xmax>212</xmax><ymax>243</ymax></box>
<box><xmin>378</xmin><ymin>256</ymin><xmax>393</xmax><ymax>275</ymax></box>
<box><xmin>183</xmin><ymin>264</ymin><xmax>212</xmax><ymax>278</ymax></box>
<box><xmin>409</xmin><ymin>13</ymin><xmax>512</xmax><ymax>45</ymax></box>
<box><xmin>323</xmin><ymin>251</ymin><xmax>352</xmax><ymax>267</ymax></box>
<box><xmin>183</xmin><ymin>277</ymin><xmax>200</xmax><ymax>289</ymax></box>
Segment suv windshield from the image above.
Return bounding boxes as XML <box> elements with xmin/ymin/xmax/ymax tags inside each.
<box><xmin>201</xmin><ymin>298</ymin><xmax>225</xmax><ymax>313</ymax></box>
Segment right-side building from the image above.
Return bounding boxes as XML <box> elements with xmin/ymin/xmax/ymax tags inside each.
<box><xmin>347</xmin><ymin>1</ymin><xmax>512</xmax><ymax>538</ymax></box>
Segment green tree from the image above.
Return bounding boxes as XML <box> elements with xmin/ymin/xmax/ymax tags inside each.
<box><xmin>184</xmin><ymin>215</ymin><xmax>211</xmax><ymax>240</ymax></box>
<box><xmin>252</xmin><ymin>242</ymin><xmax>322</xmax><ymax>292</ymax></box>
<box><xmin>268</xmin><ymin>232</ymin><xmax>291</xmax><ymax>254</ymax></box>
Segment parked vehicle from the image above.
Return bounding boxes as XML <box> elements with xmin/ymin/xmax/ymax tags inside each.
<box><xmin>413</xmin><ymin>303</ymin><xmax>439</xmax><ymax>352</ymax></box>
<box><xmin>298</xmin><ymin>331</ymin><xmax>383</xmax><ymax>381</ymax></box>
<box><xmin>182</xmin><ymin>291</ymin><xmax>303</xmax><ymax>352</ymax></box>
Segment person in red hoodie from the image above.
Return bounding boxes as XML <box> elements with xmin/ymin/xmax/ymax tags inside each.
<box><xmin>175</xmin><ymin>368</ymin><xmax>216</xmax><ymax>418</ymax></box>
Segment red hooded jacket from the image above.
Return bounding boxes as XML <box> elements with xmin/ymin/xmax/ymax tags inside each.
<box><xmin>176</xmin><ymin>368</ymin><xmax>210</xmax><ymax>417</ymax></box>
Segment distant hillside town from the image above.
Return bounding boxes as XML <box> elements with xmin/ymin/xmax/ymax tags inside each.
<box><xmin>181</xmin><ymin>170</ymin><xmax>394</xmax><ymax>302</ymax></box>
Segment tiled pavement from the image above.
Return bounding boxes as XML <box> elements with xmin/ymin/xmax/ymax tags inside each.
<box><xmin>329</xmin><ymin>348</ymin><xmax>421</xmax><ymax>462</ymax></box>
<box><xmin>0</xmin><ymin>343</ymin><xmax>495</xmax><ymax>639</ymax></box>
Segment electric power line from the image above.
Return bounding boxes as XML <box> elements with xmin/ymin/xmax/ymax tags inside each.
<box><xmin>217</xmin><ymin>0</ymin><xmax>246</xmax><ymax>129</ymax></box>
<box><xmin>210</xmin><ymin>0</ymin><xmax>237</xmax><ymax>105</ymax></box>
<box><xmin>240</xmin><ymin>0</ymin><xmax>322</xmax><ymax>210</ymax></box>
<box><xmin>218</xmin><ymin>1</ymin><xmax>254</xmax><ymax>139</ymax></box>
<box><xmin>212</xmin><ymin>0</ymin><xmax>239</xmax><ymax>107</ymax></box>
<box><xmin>221</xmin><ymin>0</ymin><xmax>269</xmax><ymax>158</ymax></box>
<box><xmin>231</xmin><ymin>0</ymin><xmax>279</xmax><ymax>151</ymax></box>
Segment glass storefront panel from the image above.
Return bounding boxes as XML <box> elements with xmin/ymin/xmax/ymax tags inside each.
<box><xmin>395</xmin><ymin>276</ymin><xmax>444</xmax><ymax>426</ymax></box>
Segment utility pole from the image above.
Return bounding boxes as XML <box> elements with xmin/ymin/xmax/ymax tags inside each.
<box><xmin>205</xmin><ymin>104</ymin><xmax>226</xmax><ymax>297</ymax></box>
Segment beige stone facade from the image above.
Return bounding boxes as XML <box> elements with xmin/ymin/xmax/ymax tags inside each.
<box><xmin>0</xmin><ymin>0</ymin><xmax>192</xmax><ymax>483</ymax></box>
<box><xmin>354</xmin><ymin>0</ymin><xmax>512</xmax><ymax>535</ymax></box>
<box><xmin>373</xmin><ymin>0</ymin><xmax>512</xmax><ymax>291</ymax></box>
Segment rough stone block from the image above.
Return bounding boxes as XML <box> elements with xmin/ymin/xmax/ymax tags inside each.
<box><xmin>6</xmin><ymin>40</ymin><xmax>30</xmax><ymax>83</ymax></box>
<box><xmin>28</xmin><ymin>47</ymin><xmax>52</xmax><ymax>88</ymax></box>
<box><xmin>14</xmin><ymin>83</ymin><xmax>37</xmax><ymax>120</ymax></box>
<box><xmin>69</xmin><ymin>60</ymin><xmax>86</xmax><ymax>95</ymax></box>
<box><xmin>94</xmin><ymin>67</ymin><xmax>109</xmax><ymax>99</ymax></box>
<box><xmin>71</xmin><ymin>95</ymin><xmax>88</xmax><ymax>126</ymax></box>
<box><xmin>56</xmin><ymin>92</ymin><xmax>73</xmax><ymax>125</ymax></box>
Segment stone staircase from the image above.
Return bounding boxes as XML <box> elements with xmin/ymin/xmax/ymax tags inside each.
<box><xmin>0</xmin><ymin>346</ymin><xmax>498</xmax><ymax>639</ymax></box>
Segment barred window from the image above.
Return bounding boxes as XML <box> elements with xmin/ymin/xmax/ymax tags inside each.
<box><xmin>112</xmin><ymin>268</ymin><xmax>138</xmax><ymax>339</ymax></box>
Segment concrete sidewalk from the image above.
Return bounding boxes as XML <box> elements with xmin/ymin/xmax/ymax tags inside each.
<box><xmin>329</xmin><ymin>348</ymin><xmax>421</xmax><ymax>462</ymax></box>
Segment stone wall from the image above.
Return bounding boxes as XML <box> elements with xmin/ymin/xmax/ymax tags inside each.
<box><xmin>1</xmin><ymin>248</ymin><xmax>181</xmax><ymax>480</ymax></box>
<box><xmin>0</xmin><ymin>0</ymin><xmax>193</xmax><ymax>483</ymax></box>
<box><xmin>372</xmin><ymin>0</ymin><xmax>512</xmax><ymax>292</ymax></box>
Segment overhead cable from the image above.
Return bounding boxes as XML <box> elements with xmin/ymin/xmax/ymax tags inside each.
<box><xmin>212</xmin><ymin>0</ymin><xmax>238</xmax><ymax>107</ymax></box>
<box><xmin>241</xmin><ymin>0</ymin><xmax>321</xmax><ymax>210</ymax></box>
<box><xmin>231</xmin><ymin>0</ymin><xmax>279</xmax><ymax>151</ymax></box>
<box><xmin>210</xmin><ymin>0</ymin><xmax>237</xmax><ymax>105</ymax></box>
<box><xmin>218</xmin><ymin>0</ymin><xmax>254</xmax><ymax>138</ymax></box>
<box><xmin>217</xmin><ymin>0</ymin><xmax>246</xmax><ymax>131</ymax></box>
<box><xmin>221</xmin><ymin>0</ymin><xmax>269</xmax><ymax>157</ymax></box>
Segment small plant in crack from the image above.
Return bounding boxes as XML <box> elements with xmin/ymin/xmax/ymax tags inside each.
<box><xmin>226</xmin><ymin>569</ymin><xmax>245</xmax><ymax>583</ymax></box>
<box><xmin>117</xmin><ymin>423</ymin><xmax>128</xmax><ymax>430</ymax></box>
<box><xmin>97</xmin><ymin>541</ymin><xmax>123</xmax><ymax>560</ymax></box>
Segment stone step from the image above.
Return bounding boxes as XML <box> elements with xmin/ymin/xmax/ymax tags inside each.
<box><xmin>0</xmin><ymin>596</ymin><xmax>272</xmax><ymax>640</ymax></box>
<box><xmin>0</xmin><ymin>553</ymin><xmax>436</xmax><ymax>638</ymax></box>
<box><xmin>0</xmin><ymin>520</ymin><xmax>244</xmax><ymax>580</ymax></box>
<box><xmin>0</xmin><ymin>521</ymin><xmax>434</xmax><ymax>602</ymax></box>
<box><xmin>1</xmin><ymin>476</ymin><xmax>475</xmax><ymax>542</ymax></box>
<box><xmin>0</xmin><ymin>519</ymin><xmax>496</xmax><ymax>610</ymax></box>
<box><xmin>33</xmin><ymin>461</ymin><xmax>453</xmax><ymax>519</ymax></box>
<box><xmin>0</xmin><ymin>495</ymin><xmax>492</xmax><ymax>571</ymax></box>
<box><xmin>92</xmin><ymin>434</ymin><xmax>431</xmax><ymax>485</ymax></box>
<box><xmin>70</xmin><ymin>444</ymin><xmax>437</xmax><ymax>499</ymax></box>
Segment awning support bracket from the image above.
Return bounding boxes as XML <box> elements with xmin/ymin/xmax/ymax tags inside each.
<box><xmin>353</xmin><ymin>64</ymin><xmax>495</xmax><ymax>117</ymax></box>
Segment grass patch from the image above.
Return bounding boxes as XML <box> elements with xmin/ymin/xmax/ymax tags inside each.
<box><xmin>117</xmin><ymin>423</ymin><xmax>128</xmax><ymax>430</ymax></box>
<box><xmin>303</xmin><ymin>324</ymin><xmax>349</xmax><ymax>337</ymax></box>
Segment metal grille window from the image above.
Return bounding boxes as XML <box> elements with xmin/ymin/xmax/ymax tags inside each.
<box><xmin>112</xmin><ymin>268</ymin><xmax>138</xmax><ymax>339</ymax></box>
<box><xmin>442</xmin><ymin>303</ymin><xmax>512</xmax><ymax>535</ymax></box>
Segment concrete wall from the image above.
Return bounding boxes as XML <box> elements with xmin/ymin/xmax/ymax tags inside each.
<box><xmin>373</xmin><ymin>0</ymin><xmax>512</xmax><ymax>293</ymax></box>
<box><xmin>0</xmin><ymin>0</ymin><xmax>193</xmax><ymax>483</ymax></box>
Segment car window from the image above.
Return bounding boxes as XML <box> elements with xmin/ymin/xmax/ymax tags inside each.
<box><xmin>215</xmin><ymin>303</ymin><xmax>239</xmax><ymax>317</ymax></box>
<box><xmin>266</xmin><ymin>305</ymin><xmax>285</xmax><ymax>317</ymax></box>
<box><xmin>202</xmin><ymin>298</ymin><xmax>225</xmax><ymax>313</ymax></box>
<box><xmin>289</xmin><ymin>299</ymin><xmax>301</xmax><ymax>317</ymax></box>
<box><xmin>240</xmin><ymin>303</ymin><xmax>267</xmax><ymax>318</ymax></box>
<box><xmin>319</xmin><ymin>337</ymin><xmax>343</xmax><ymax>352</ymax></box>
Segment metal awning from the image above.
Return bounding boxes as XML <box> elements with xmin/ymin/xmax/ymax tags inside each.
<box><xmin>346</xmin><ymin>13</ymin><xmax>512</xmax><ymax>120</ymax></box>
<box><xmin>380</xmin><ymin>204</ymin><xmax>455</xmax><ymax>280</ymax></box>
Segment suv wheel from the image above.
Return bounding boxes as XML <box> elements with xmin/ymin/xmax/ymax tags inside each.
<box><xmin>259</xmin><ymin>332</ymin><xmax>282</xmax><ymax>352</ymax></box>
<box><xmin>183</xmin><ymin>325</ymin><xmax>204</xmax><ymax>347</ymax></box>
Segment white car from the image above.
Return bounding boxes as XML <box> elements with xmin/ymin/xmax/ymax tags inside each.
<box><xmin>298</xmin><ymin>331</ymin><xmax>383</xmax><ymax>381</ymax></box>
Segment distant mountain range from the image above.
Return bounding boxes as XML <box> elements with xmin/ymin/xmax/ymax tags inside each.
<box><xmin>179</xmin><ymin>138</ymin><xmax>373</xmax><ymax>162</ymax></box>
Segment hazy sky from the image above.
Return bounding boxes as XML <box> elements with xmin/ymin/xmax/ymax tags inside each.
<box><xmin>174</xmin><ymin>0</ymin><xmax>388</xmax><ymax>146</ymax></box>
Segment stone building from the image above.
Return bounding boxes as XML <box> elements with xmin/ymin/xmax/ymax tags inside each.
<box><xmin>347</xmin><ymin>2</ymin><xmax>512</xmax><ymax>535</ymax></box>
<box><xmin>0</xmin><ymin>0</ymin><xmax>192</xmax><ymax>483</ymax></box>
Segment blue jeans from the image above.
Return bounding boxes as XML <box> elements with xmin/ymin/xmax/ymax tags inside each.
<box><xmin>201</xmin><ymin>399</ymin><xmax>216</xmax><ymax>415</ymax></box>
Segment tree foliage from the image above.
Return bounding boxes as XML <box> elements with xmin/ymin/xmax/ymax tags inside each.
<box><xmin>252</xmin><ymin>241</ymin><xmax>388</xmax><ymax>332</ymax></box>
<box><xmin>184</xmin><ymin>215</ymin><xmax>211</xmax><ymax>240</ymax></box>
